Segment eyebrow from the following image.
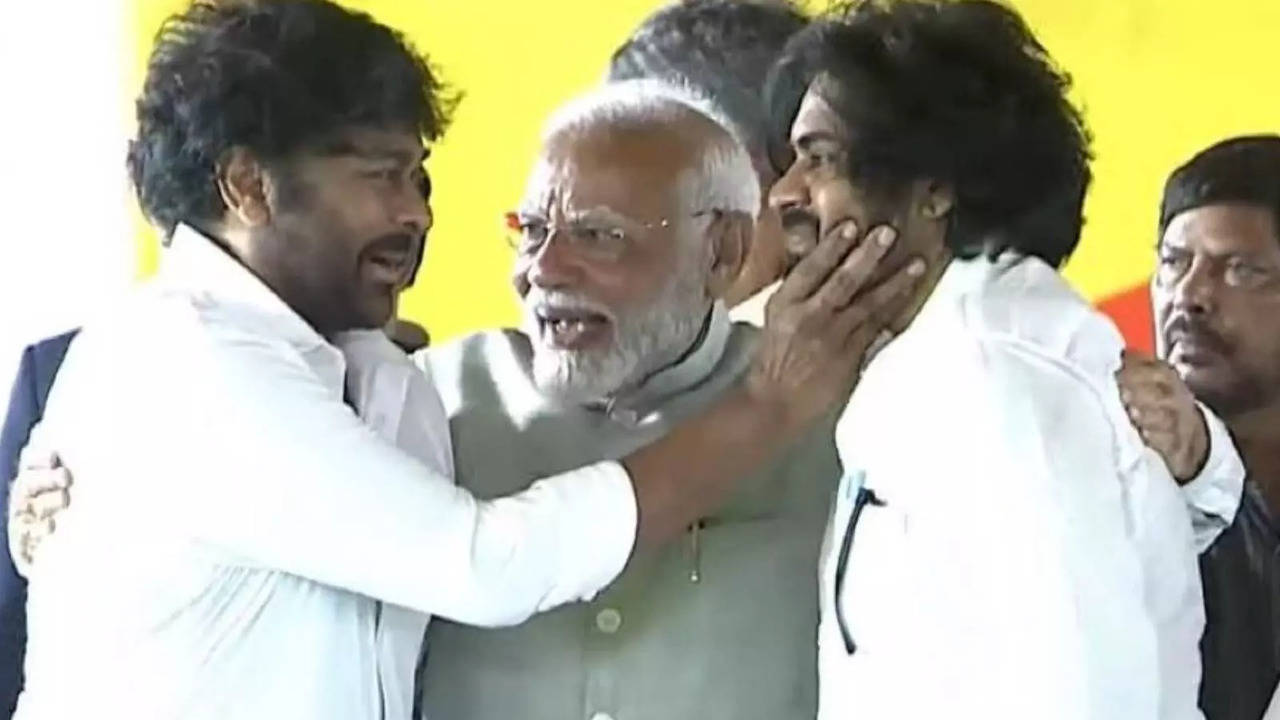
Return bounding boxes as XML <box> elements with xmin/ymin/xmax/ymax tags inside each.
<box><xmin>518</xmin><ymin>202</ymin><xmax>640</xmax><ymax>227</ymax></box>
<box><xmin>353</xmin><ymin>148</ymin><xmax>430</xmax><ymax>165</ymax></box>
<box><xmin>321</xmin><ymin>140</ymin><xmax>429</xmax><ymax>165</ymax></box>
<box><xmin>791</xmin><ymin>131</ymin><xmax>844</xmax><ymax>151</ymax></box>
<box><xmin>1157</xmin><ymin>239</ymin><xmax>1277</xmax><ymax>264</ymax></box>
<box><xmin>567</xmin><ymin>206</ymin><xmax>642</xmax><ymax>227</ymax></box>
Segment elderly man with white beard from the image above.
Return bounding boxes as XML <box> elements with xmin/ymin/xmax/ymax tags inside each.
<box><xmin>414</xmin><ymin>79</ymin><xmax>847</xmax><ymax>720</ymax></box>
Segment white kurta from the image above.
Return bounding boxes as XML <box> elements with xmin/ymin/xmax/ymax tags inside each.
<box><xmin>818</xmin><ymin>253</ymin><xmax>1235</xmax><ymax>720</ymax></box>
<box><xmin>15</xmin><ymin>225</ymin><xmax>637</xmax><ymax>720</ymax></box>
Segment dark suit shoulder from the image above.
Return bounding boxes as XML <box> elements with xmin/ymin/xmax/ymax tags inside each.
<box><xmin>26</xmin><ymin>331</ymin><xmax>77</xmax><ymax>398</ymax></box>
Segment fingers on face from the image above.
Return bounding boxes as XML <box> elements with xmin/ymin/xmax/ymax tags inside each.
<box><xmin>777</xmin><ymin>219</ymin><xmax>861</xmax><ymax>302</ymax></box>
<box><xmin>810</xmin><ymin>226</ymin><xmax>898</xmax><ymax>313</ymax></box>
<box><xmin>830</xmin><ymin>254</ymin><xmax>922</xmax><ymax>341</ymax></box>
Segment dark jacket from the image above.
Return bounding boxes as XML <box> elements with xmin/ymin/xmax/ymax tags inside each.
<box><xmin>0</xmin><ymin>331</ymin><xmax>76</xmax><ymax>717</ymax></box>
<box><xmin>1199</xmin><ymin>479</ymin><xmax>1280</xmax><ymax>720</ymax></box>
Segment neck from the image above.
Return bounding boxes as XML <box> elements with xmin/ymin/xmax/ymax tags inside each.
<box><xmin>887</xmin><ymin>248</ymin><xmax>952</xmax><ymax>334</ymax></box>
<box><xmin>195</xmin><ymin>222</ymin><xmax>338</xmax><ymax>338</ymax></box>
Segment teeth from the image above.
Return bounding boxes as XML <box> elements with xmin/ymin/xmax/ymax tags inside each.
<box><xmin>547</xmin><ymin>319</ymin><xmax>589</xmax><ymax>337</ymax></box>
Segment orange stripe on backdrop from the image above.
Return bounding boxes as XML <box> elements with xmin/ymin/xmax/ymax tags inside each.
<box><xmin>1097</xmin><ymin>283</ymin><xmax>1155</xmax><ymax>354</ymax></box>
<box><xmin>127</xmin><ymin>0</ymin><xmax>1280</xmax><ymax>347</ymax></box>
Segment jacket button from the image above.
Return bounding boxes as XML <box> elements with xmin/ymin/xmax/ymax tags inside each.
<box><xmin>595</xmin><ymin>608</ymin><xmax>622</xmax><ymax>634</ymax></box>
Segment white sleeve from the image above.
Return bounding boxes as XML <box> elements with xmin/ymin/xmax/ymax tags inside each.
<box><xmin>333</xmin><ymin>329</ymin><xmax>455</xmax><ymax>478</ymax></box>
<box><xmin>170</xmin><ymin>329</ymin><xmax>636</xmax><ymax>628</ymax></box>
<box><xmin>1180</xmin><ymin>402</ymin><xmax>1245</xmax><ymax>552</ymax></box>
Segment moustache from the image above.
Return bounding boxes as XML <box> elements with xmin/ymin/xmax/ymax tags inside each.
<box><xmin>779</xmin><ymin>207</ymin><xmax>820</xmax><ymax>234</ymax></box>
<box><xmin>778</xmin><ymin>208</ymin><xmax>821</xmax><ymax>273</ymax></box>
<box><xmin>523</xmin><ymin>289</ymin><xmax>617</xmax><ymax>324</ymax></box>
<box><xmin>364</xmin><ymin>232</ymin><xmax>422</xmax><ymax>256</ymax></box>
<box><xmin>1164</xmin><ymin>314</ymin><xmax>1230</xmax><ymax>353</ymax></box>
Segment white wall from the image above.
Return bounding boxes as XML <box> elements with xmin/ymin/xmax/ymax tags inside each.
<box><xmin>0</xmin><ymin>0</ymin><xmax>133</xmax><ymax>398</ymax></box>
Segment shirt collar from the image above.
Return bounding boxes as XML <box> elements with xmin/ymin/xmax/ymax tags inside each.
<box><xmin>160</xmin><ymin>223</ymin><xmax>330</xmax><ymax>354</ymax></box>
<box><xmin>878</xmin><ymin>249</ymin><xmax>1123</xmax><ymax>371</ymax></box>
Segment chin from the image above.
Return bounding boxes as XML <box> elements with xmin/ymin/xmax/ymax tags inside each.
<box><xmin>352</xmin><ymin>294</ymin><xmax>395</xmax><ymax>330</ymax></box>
<box><xmin>530</xmin><ymin>346</ymin><xmax>633</xmax><ymax>404</ymax></box>
<box><xmin>1184</xmin><ymin>375</ymin><xmax>1257</xmax><ymax>418</ymax></box>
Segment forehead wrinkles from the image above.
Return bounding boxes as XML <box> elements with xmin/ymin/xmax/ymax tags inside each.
<box><xmin>1165</xmin><ymin>208</ymin><xmax>1280</xmax><ymax>260</ymax></box>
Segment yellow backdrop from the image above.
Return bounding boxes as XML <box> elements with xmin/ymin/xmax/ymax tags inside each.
<box><xmin>128</xmin><ymin>0</ymin><xmax>1280</xmax><ymax>347</ymax></box>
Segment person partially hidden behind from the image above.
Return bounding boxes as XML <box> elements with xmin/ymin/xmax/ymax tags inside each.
<box><xmin>607</xmin><ymin>0</ymin><xmax>808</xmax><ymax>325</ymax></box>
<box><xmin>1148</xmin><ymin>135</ymin><xmax>1280</xmax><ymax>720</ymax></box>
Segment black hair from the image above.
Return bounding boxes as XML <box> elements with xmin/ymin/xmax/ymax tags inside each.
<box><xmin>1159</xmin><ymin>135</ymin><xmax>1280</xmax><ymax>240</ymax></box>
<box><xmin>765</xmin><ymin>0</ymin><xmax>1092</xmax><ymax>267</ymax></box>
<box><xmin>608</xmin><ymin>0</ymin><xmax>807</xmax><ymax>170</ymax></box>
<box><xmin>127</xmin><ymin>0</ymin><xmax>451</xmax><ymax>238</ymax></box>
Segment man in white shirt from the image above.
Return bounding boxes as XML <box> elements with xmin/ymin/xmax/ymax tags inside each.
<box><xmin>764</xmin><ymin>2</ymin><xmax>1223</xmax><ymax>718</ymax></box>
<box><xmin>7</xmin><ymin>2</ymin><xmax>924</xmax><ymax>719</ymax></box>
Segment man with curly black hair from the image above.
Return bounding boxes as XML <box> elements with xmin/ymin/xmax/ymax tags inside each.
<box><xmin>765</xmin><ymin>2</ymin><xmax>1230</xmax><ymax>718</ymax></box>
<box><xmin>5</xmin><ymin>1</ymin><xmax>901</xmax><ymax>718</ymax></box>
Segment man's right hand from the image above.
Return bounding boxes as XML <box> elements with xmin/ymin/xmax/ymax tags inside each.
<box><xmin>748</xmin><ymin>218</ymin><xmax>925</xmax><ymax>430</ymax></box>
<box><xmin>7</xmin><ymin>451</ymin><xmax>72</xmax><ymax>577</ymax></box>
<box><xmin>1116</xmin><ymin>351</ymin><xmax>1210</xmax><ymax>484</ymax></box>
<box><xmin>625</xmin><ymin>217</ymin><xmax>923</xmax><ymax>546</ymax></box>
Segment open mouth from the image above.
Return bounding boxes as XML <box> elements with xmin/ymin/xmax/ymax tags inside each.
<box><xmin>779</xmin><ymin>209</ymin><xmax>821</xmax><ymax>269</ymax></box>
<box><xmin>536</xmin><ymin>306</ymin><xmax>612</xmax><ymax>349</ymax></box>
<box><xmin>362</xmin><ymin>248</ymin><xmax>412</xmax><ymax>285</ymax></box>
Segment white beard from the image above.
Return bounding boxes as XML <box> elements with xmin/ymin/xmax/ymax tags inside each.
<box><xmin>521</xmin><ymin>251</ymin><xmax>710</xmax><ymax>405</ymax></box>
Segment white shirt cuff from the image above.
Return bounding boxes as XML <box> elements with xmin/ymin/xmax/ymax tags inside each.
<box><xmin>1181</xmin><ymin>402</ymin><xmax>1245</xmax><ymax>553</ymax></box>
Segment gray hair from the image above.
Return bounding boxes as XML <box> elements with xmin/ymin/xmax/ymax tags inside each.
<box><xmin>540</xmin><ymin>78</ymin><xmax>761</xmax><ymax>219</ymax></box>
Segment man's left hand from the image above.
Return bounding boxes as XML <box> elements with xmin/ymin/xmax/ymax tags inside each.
<box><xmin>7</xmin><ymin>450</ymin><xmax>71</xmax><ymax>577</ymax></box>
<box><xmin>1116</xmin><ymin>351</ymin><xmax>1209</xmax><ymax>484</ymax></box>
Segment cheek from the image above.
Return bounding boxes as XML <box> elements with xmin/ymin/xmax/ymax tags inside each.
<box><xmin>589</xmin><ymin>258</ymin><xmax>662</xmax><ymax>309</ymax></box>
<box><xmin>810</xmin><ymin>180</ymin><xmax>869</xmax><ymax>233</ymax></box>
<box><xmin>1233</xmin><ymin>296</ymin><xmax>1280</xmax><ymax>360</ymax></box>
<box><xmin>313</xmin><ymin>180</ymin><xmax>383</xmax><ymax>234</ymax></box>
